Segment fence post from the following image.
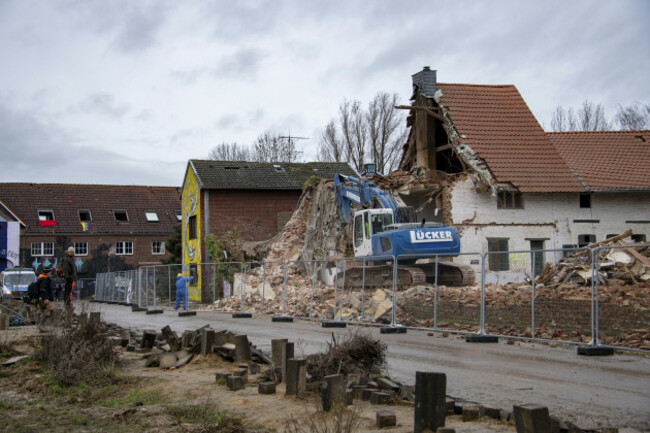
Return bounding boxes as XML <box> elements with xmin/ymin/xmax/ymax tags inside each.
<box><xmin>592</xmin><ymin>248</ymin><xmax>600</xmax><ymax>346</ymax></box>
<box><xmin>333</xmin><ymin>260</ymin><xmax>339</xmax><ymax>321</ymax></box>
<box><xmin>240</xmin><ymin>263</ymin><xmax>246</xmax><ymax>313</ymax></box>
<box><xmin>310</xmin><ymin>262</ymin><xmax>316</xmax><ymax>318</ymax></box>
<box><xmin>153</xmin><ymin>267</ymin><xmax>157</xmax><ymax>309</ymax></box>
<box><xmin>391</xmin><ymin>256</ymin><xmax>398</xmax><ymax>326</ymax></box>
<box><xmin>282</xmin><ymin>261</ymin><xmax>288</xmax><ymax>316</ymax></box>
<box><xmin>262</xmin><ymin>262</ymin><xmax>267</xmax><ymax>314</ymax></box>
<box><xmin>434</xmin><ymin>255</ymin><xmax>439</xmax><ymax>329</ymax></box>
<box><xmin>479</xmin><ymin>253</ymin><xmax>486</xmax><ymax>336</ymax></box>
<box><xmin>167</xmin><ymin>266</ymin><xmax>171</xmax><ymax>307</ymax></box>
<box><xmin>531</xmin><ymin>252</ymin><xmax>536</xmax><ymax>340</ymax></box>
<box><xmin>360</xmin><ymin>259</ymin><xmax>366</xmax><ymax>323</ymax></box>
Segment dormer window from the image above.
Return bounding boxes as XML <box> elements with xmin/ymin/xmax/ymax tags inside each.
<box><xmin>273</xmin><ymin>164</ymin><xmax>285</xmax><ymax>172</ymax></box>
<box><xmin>78</xmin><ymin>209</ymin><xmax>92</xmax><ymax>222</ymax></box>
<box><xmin>145</xmin><ymin>211</ymin><xmax>159</xmax><ymax>222</ymax></box>
<box><xmin>37</xmin><ymin>209</ymin><xmax>56</xmax><ymax>226</ymax></box>
<box><xmin>113</xmin><ymin>210</ymin><xmax>129</xmax><ymax>222</ymax></box>
<box><xmin>175</xmin><ymin>210</ymin><xmax>182</xmax><ymax>221</ymax></box>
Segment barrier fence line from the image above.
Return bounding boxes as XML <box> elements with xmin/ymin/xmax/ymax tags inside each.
<box><xmin>93</xmin><ymin>243</ymin><xmax>649</xmax><ymax>353</ymax></box>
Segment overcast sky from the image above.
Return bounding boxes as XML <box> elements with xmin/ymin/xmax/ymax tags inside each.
<box><xmin>0</xmin><ymin>0</ymin><xmax>648</xmax><ymax>187</ymax></box>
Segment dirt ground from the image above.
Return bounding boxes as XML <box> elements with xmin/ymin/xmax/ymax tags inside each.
<box><xmin>0</xmin><ymin>326</ymin><xmax>518</xmax><ymax>433</ymax></box>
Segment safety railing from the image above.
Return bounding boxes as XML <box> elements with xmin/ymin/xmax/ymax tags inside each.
<box><xmin>94</xmin><ymin>243</ymin><xmax>649</xmax><ymax>353</ymax></box>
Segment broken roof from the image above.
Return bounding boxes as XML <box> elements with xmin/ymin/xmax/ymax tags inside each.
<box><xmin>0</xmin><ymin>183</ymin><xmax>181</xmax><ymax>235</ymax></box>
<box><xmin>189</xmin><ymin>160</ymin><xmax>357</xmax><ymax>190</ymax></box>
<box><xmin>437</xmin><ymin>83</ymin><xmax>583</xmax><ymax>193</ymax></box>
<box><xmin>548</xmin><ymin>130</ymin><xmax>650</xmax><ymax>192</ymax></box>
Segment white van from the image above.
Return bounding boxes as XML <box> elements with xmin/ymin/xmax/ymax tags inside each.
<box><xmin>0</xmin><ymin>268</ymin><xmax>37</xmax><ymax>301</ymax></box>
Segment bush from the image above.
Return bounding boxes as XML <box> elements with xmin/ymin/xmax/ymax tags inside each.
<box><xmin>38</xmin><ymin>314</ymin><xmax>119</xmax><ymax>386</ymax></box>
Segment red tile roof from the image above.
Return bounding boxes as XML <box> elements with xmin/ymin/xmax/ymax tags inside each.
<box><xmin>0</xmin><ymin>183</ymin><xmax>181</xmax><ymax>235</ymax></box>
<box><xmin>547</xmin><ymin>131</ymin><xmax>650</xmax><ymax>191</ymax></box>
<box><xmin>438</xmin><ymin>83</ymin><xmax>583</xmax><ymax>192</ymax></box>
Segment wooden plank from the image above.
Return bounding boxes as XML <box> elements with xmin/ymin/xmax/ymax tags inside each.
<box><xmin>586</xmin><ymin>229</ymin><xmax>633</xmax><ymax>249</ymax></box>
<box><xmin>617</xmin><ymin>241</ymin><xmax>650</xmax><ymax>266</ymax></box>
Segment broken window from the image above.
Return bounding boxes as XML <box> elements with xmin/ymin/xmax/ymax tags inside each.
<box><xmin>487</xmin><ymin>238</ymin><xmax>509</xmax><ymax>271</ymax></box>
<box><xmin>577</xmin><ymin>234</ymin><xmax>596</xmax><ymax>247</ymax></box>
<box><xmin>579</xmin><ymin>193</ymin><xmax>591</xmax><ymax>208</ymax></box>
<box><xmin>145</xmin><ymin>211</ymin><xmax>159</xmax><ymax>222</ymax></box>
<box><xmin>116</xmin><ymin>241</ymin><xmax>133</xmax><ymax>255</ymax></box>
<box><xmin>113</xmin><ymin>210</ymin><xmax>129</xmax><ymax>222</ymax></box>
<box><xmin>496</xmin><ymin>191</ymin><xmax>523</xmax><ymax>209</ymax></box>
<box><xmin>631</xmin><ymin>234</ymin><xmax>646</xmax><ymax>243</ymax></box>
<box><xmin>188</xmin><ymin>215</ymin><xmax>197</xmax><ymax>240</ymax></box>
<box><xmin>78</xmin><ymin>209</ymin><xmax>92</xmax><ymax>222</ymax></box>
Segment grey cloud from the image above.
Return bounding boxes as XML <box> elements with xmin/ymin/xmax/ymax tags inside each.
<box><xmin>202</xmin><ymin>1</ymin><xmax>283</xmax><ymax>42</ymax></box>
<box><xmin>0</xmin><ymin>102</ymin><xmax>179</xmax><ymax>186</ymax></box>
<box><xmin>60</xmin><ymin>0</ymin><xmax>172</xmax><ymax>53</ymax></box>
<box><xmin>75</xmin><ymin>93</ymin><xmax>130</xmax><ymax>119</ymax></box>
<box><xmin>213</xmin><ymin>47</ymin><xmax>267</xmax><ymax>79</ymax></box>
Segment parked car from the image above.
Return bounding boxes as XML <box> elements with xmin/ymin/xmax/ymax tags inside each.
<box><xmin>0</xmin><ymin>267</ymin><xmax>36</xmax><ymax>301</ymax></box>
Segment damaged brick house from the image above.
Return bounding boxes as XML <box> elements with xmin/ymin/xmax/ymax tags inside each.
<box><xmin>397</xmin><ymin>67</ymin><xmax>650</xmax><ymax>283</ymax></box>
<box><xmin>0</xmin><ymin>183</ymin><xmax>181</xmax><ymax>283</ymax></box>
<box><xmin>180</xmin><ymin>160</ymin><xmax>356</xmax><ymax>301</ymax></box>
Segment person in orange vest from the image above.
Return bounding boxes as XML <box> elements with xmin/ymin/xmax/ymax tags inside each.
<box><xmin>37</xmin><ymin>267</ymin><xmax>54</xmax><ymax>329</ymax></box>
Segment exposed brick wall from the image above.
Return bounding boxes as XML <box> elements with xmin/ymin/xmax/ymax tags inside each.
<box><xmin>20</xmin><ymin>234</ymin><xmax>172</xmax><ymax>278</ymax></box>
<box><xmin>206</xmin><ymin>189</ymin><xmax>301</xmax><ymax>241</ymax></box>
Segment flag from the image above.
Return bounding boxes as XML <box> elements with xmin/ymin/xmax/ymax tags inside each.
<box><xmin>80</xmin><ymin>221</ymin><xmax>91</xmax><ymax>232</ymax></box>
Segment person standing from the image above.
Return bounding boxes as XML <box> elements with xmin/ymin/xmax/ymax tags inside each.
<box><xmin>174</xmin><ymin>273</ymin><xmax>193</xmax><ymax>311</ymax></box>
<box><xmin>37</xmin><ymin>267</ymin><xmax>54</xmax><ymax>329</ymax></box>
<box><xmin>60</xmin><ymin>246</ymin><xmax>77</xmax><ymax>305</ymax></box>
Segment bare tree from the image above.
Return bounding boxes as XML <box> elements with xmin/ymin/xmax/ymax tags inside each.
<box><xmin>367</xmin><ymin>92</ymin><xmax>407</xmax><ymax>174</ymax></box>
<box><xmin>251</xmin><ymin>131</ymin><xmax>303</xmax><ymax>163</ymax></box>
<box><xmin>615</xmin><ymin>103</ymin><xmax>650</xmax><ymax>130</ymax></box>
<box><xmin>319</xmin><ymin>93</ymin><xmax>407</xmax><ymax>173</ymax></box>
<box><xmin>317</xmin><ymin>120</ymin><xmax>344</xmax><ymax>162</ymax></box>
<box><xmin>207</xmin><ymin>142</ymin><xmax>250</xmax><ymax>161</ymax></box>
<box><xmin>550</xmin><ymin>100</ymin><xmax>611</xmax><ymax>131</ymax></box>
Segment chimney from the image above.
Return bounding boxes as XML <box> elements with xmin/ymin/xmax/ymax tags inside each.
<box><xmin>411</xmin><ymin>66</ymin><xmax>437</xmax><ymax>99</ymax></box>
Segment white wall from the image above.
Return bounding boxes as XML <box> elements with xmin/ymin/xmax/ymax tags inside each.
<box><xmin>447</xmin><ymin>176</ymin><xmax>650</xmax><ymax>283</ymax></box>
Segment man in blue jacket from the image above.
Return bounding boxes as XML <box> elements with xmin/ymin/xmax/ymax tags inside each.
<box><xmin>174</xmin><ymin>273</ymin><xmax>193</xmax><ymax>311</ymax></box>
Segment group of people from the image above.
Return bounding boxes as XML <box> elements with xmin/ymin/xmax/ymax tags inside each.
<box><xmin>34</xmin><ymin>246</ymin><xmax>77</xmax><ymax>327</ymax></box>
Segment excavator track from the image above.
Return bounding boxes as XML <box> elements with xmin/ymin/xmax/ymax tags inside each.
<box><xmin>338</xmin><ymin>262</ymin><xmax>475</xmax><ymax>289</ymax></box>
<box><xmin>339</xmin><ymin>264</ymin><xmax>426</xmax><ymax>289</ymax></box>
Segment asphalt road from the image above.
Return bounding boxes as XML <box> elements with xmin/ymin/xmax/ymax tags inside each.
<box><xmin>78</xmin><ymin>302</ymin><xmax>650</xmax><ymax>431</ymax></box>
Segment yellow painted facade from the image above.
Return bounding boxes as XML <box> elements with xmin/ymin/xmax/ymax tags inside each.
<box><xmin>182</xmin><ymin>166</ymin><xmax>202</xmax><ymax>301</ymax></box>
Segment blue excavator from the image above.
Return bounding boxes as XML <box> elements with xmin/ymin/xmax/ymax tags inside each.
<box><xmin>334</xmin><ymin>174</ymin><xmax>475</xmax><ymax>287</ymax></box>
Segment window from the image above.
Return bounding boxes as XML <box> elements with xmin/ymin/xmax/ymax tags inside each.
<box><xmin>604</xmin><ymin>234</ymin><xmax>619</xmax><ymax>240</ymax></box>
<box><xmin>487</xmin><ymin>238</ymin><xmax>509</xmax><ymax>271</ymax></box>
<box><xmin>113</xmin><ymin>210</ymin><xmax>129</xmax><ymax>222</ymax></box>
<box><xmin>579</xmin><ymin>194</ymin><xmax>591</xmax><ymax>208</ymax></box>
<box><xmin>145</xmin><ymin>211</ymin><xmax>159</xmax><ymax>222</ymax></box>
<box><xmin>74</xmin><ymin>242</ymin><xmax>88</xmax><ymax>256</ymax></box>
<box><xmin>188</xmin><ymin>215</ymin><xmax>197</xmax><ymax>239</ymax></box>
<box><xmin>175</xmin><ymin>210</ymin><xmax>182</xmax><ymax>221</ymax></box>
<box><xmin>578</xmin><ymin>234</ymin><xmax>596</xmax><ymax>247</ymax></box>
<box><xmin>31</xmin><ymin>242</ymin><xmax>54</xmax><ymax>256</ymax></box>
<box><xmin>152</xmin><ymin>241</ymin><xmax>165</xmax><ymax>255</ymax></box>
<box><xmin>496</xmin><ymin>191</ymin><xmax>523</xmax><ymax>209</ymax></box>
<box><xmin>78</xmin><ymin>209</ymin><xmax>92</xmax><ymax>222</ymax></box>
<box><xmin>189</xmin><ymin>264</ymin><xmax>198</xmax><ymax>286</ymax></box>
<box><xmin>631</xmin><ymin>234</ymin><xmax>646</xmax><ymax>243</ymax></box>
<box><xmin>562</xmin><ymin>244</ymin><xmax>578</xmax><ymax>258</ymax></box>
<box><xmin>37</xmin><ymin>209</ymin><xmax>56</xmax><ymax>226</ymax></box>
<box><xmin>353</xmin><ymin>214</ymin><xmax>364</xmax><ymax>248</ymax></box>
<box><xmin>116</xmin><ymin>241</ymin><xmax>133</xmax><ymax>255</ymax></box>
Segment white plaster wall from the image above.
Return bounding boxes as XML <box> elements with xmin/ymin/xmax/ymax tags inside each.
<box><xmin>448</xmin><ymin>176</ymin><xmax>650</xmax><ymax>283</ymax></box>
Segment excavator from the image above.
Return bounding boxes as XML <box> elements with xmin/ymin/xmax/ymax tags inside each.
<box><xmin>334</xmin><ymin>174</ymin><xmax>475</xmax><ymax>288</ymax></box>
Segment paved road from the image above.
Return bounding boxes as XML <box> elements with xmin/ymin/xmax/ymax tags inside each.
<box><xmin>79</xmin><ymin>302</ymin><xmax>650</xmax><ymax>430</ymax></box>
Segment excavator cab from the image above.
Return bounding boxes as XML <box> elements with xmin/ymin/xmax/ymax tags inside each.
<box><xmin>352</xmin><ymin>209</ymin><xmax>393</xmax><ymax>257</ymax></box>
